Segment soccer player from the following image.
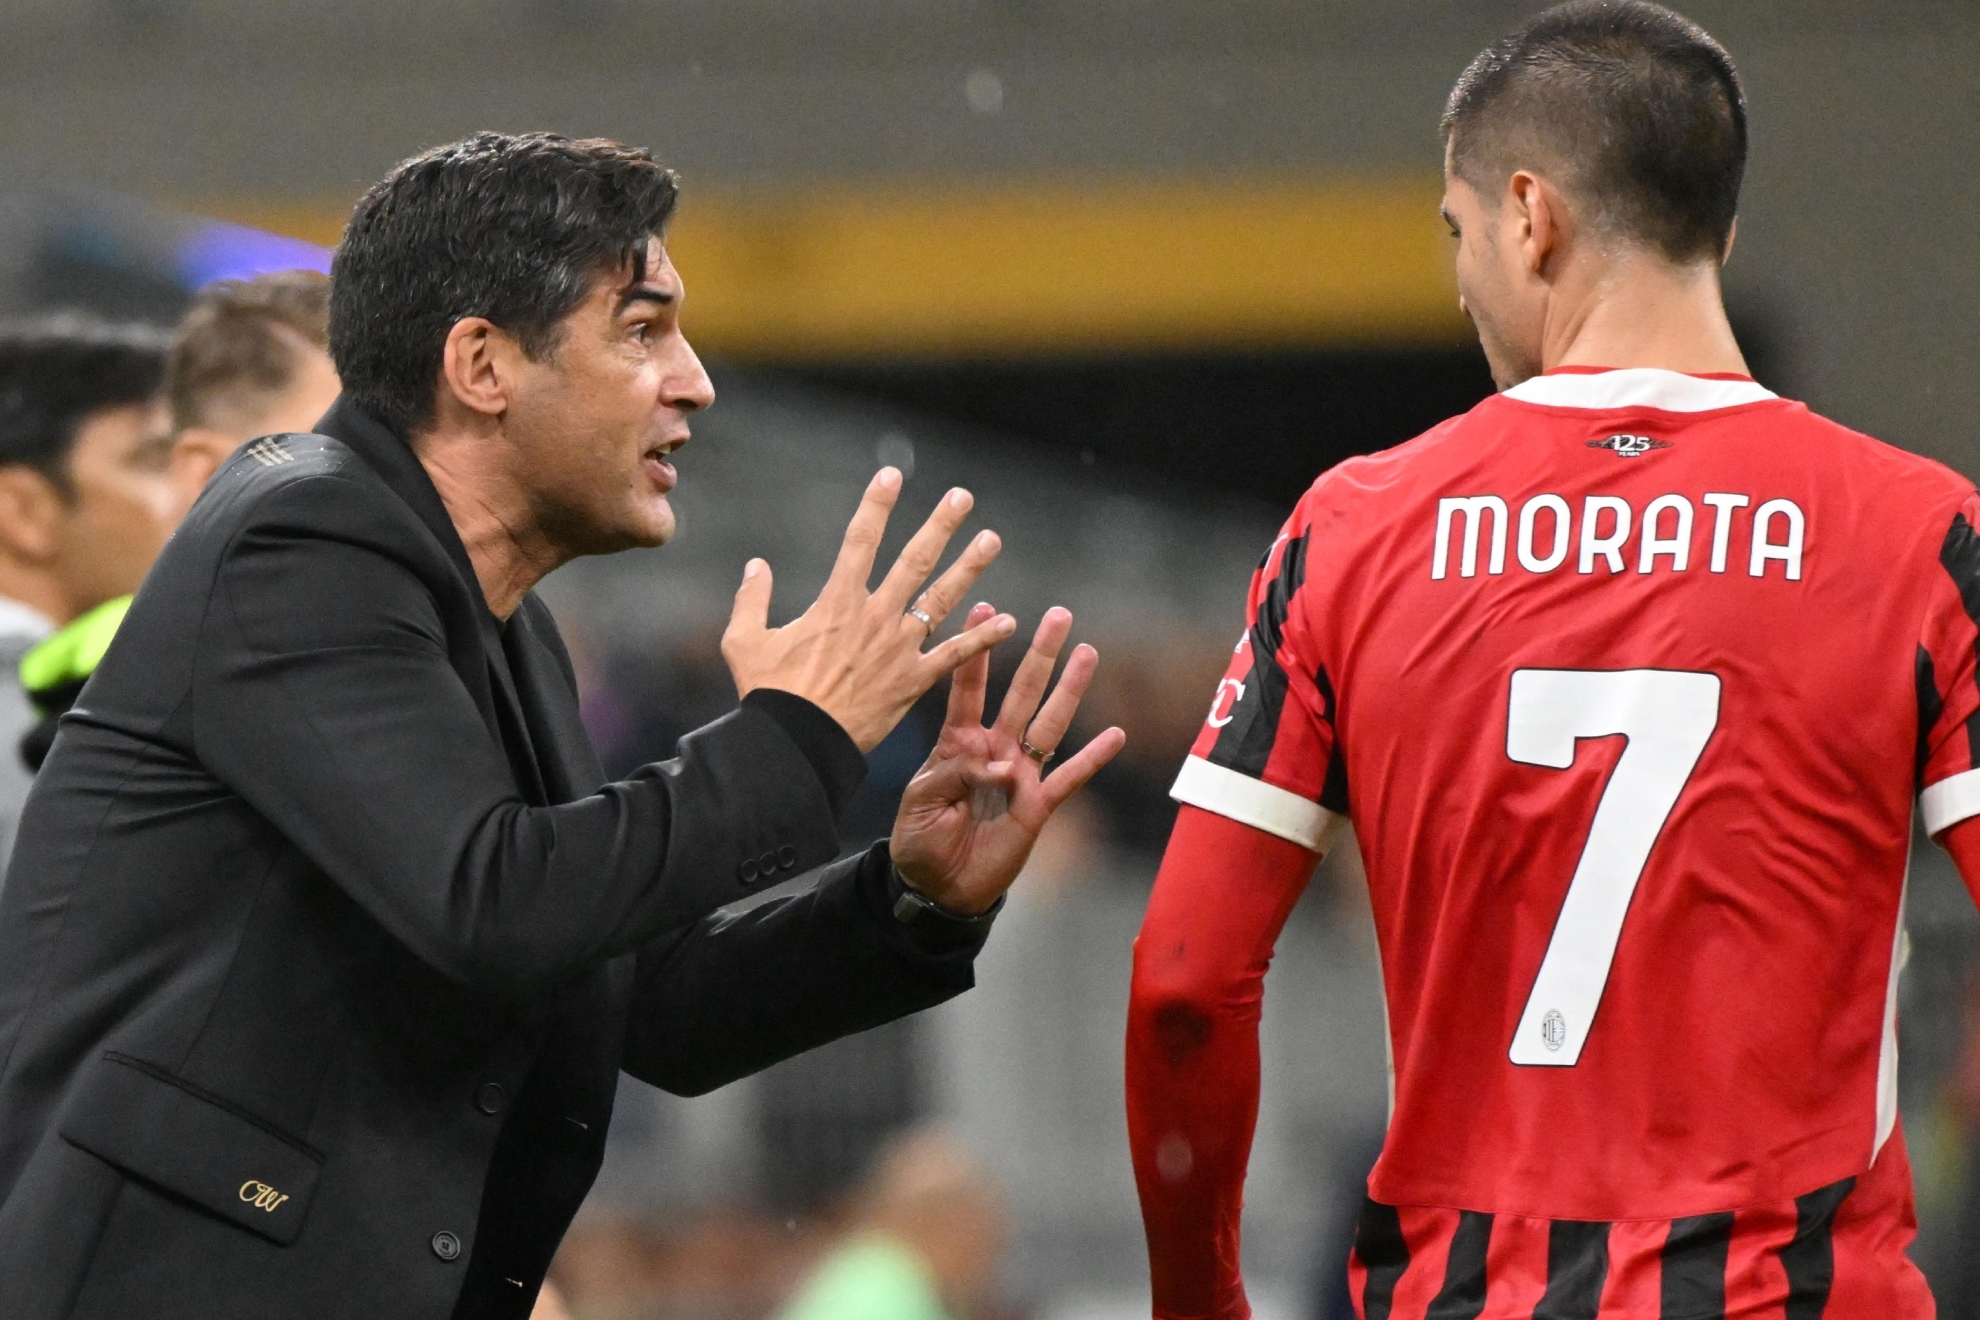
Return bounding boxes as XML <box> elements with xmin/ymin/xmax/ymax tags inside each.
<box><xmin>1127</xmin><ymin>4</ymin><xmax>1962</xmax><ymax>1316</ymax></box>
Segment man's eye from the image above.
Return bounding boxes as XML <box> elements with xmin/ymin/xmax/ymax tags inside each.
<box><xmin>630</xmin><ymin>323</ymin><xmax>651</xmax><ymax>343</ymax></box>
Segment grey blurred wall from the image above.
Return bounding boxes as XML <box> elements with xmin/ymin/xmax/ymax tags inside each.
<box><xmin>0</xmin><ymin>0</ymin><xmax>1970</xmax><ymax>457</ymax></box>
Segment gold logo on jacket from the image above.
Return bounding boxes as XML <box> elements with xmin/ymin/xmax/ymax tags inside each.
<box><xmin>239</xmin><ymin>1181</ymin><xmax>290</xmax><ymax>1213</ymax></box>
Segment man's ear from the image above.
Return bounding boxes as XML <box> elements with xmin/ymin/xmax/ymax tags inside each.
<box><xmin>169</xmin><ymin>427</ymin><xmax>236</xmax><ymax>498</ymax></box>
<box><xmin>0</xmin><ymin>466</ymin><xmax>65</xmax><ymax>564</ymax></box>
<box><xmin>437</xmin><ymin>317</ymin><xmax>517</xmax><ymax>423</ymax></box>
<box><xmin>1722</xmin><ymin>216</ymin><xmax>1738</xmax><ymax>266</ymax></box>
<box><xmin>1508</xmin><ymin>169</ymin><xmax>1569</xmax><ymax>278</ymax></box>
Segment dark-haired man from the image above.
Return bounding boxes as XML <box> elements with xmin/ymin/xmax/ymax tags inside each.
<box><xmin>0</xmin><ymin>133</ymin><xmax>1122</xmax><ymax>1320</ymax></box>
<box><xmin>1130</xmin><ymin>4</ymin><xmax>1948</xmax><ymax>1316</ymax></box>
<box><xmin>0</xmin><ymin>317</ymin><xmax>174</xmax><ymax>871</ymax></box>
<box><xmin>16</xmin><ymin>273</ymin><xmax>344</xmax><ymax>770</ymax></box>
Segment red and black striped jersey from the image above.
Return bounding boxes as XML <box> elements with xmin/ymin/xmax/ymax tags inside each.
<box><xmin>1171</xmin><ymin>367</ymin><xmax>1977</xmax><ymax>1312</ymax></box>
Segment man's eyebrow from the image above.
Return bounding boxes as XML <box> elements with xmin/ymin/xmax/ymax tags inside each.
<box><xmin>615</xmin><ymin>285</ymin><xmax>676</xmax><ymax>314</ymax></box>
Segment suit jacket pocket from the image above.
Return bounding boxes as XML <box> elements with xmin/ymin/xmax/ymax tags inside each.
<box><xmin>59</xmin><ymin>1052</ymin><xmax>323</xmax><ymax>1246</ymax></box>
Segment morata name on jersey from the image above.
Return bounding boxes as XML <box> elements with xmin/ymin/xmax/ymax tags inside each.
<box><xmin>1430</xmin><ymin>491</ymin><xmax>1805</xmax><ymax>582</ymax></box>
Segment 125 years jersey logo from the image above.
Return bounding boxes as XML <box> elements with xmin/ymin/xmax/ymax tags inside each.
<box><xmin>1589</xmin><ymin>433</ymin><xmax>1671</xmax><ymax>457</ymax></box>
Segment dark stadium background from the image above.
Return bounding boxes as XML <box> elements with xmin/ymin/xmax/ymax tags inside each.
<box><xmin>2</xmin><ymin>2</ymin><xmax>1975</xmax><ymax>1316</ymax></box>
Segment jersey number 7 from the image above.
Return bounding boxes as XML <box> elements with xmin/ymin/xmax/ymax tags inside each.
<box><xmin>1505</xmin><ymin>668</ymin><xmax>1722</xmax><ymax>1066</ymax></box>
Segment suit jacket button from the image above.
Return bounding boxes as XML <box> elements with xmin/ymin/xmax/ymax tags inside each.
<box><xmin>758</xmin><ymin>850</ymin><xmax>779</xmax><ymax>875</ymax></box>
<box><xmin>432</xmin><ymin>1231</ymin><xmax>462</xmax><ymax>1261</ymax></box>
<box><xmin>475</xmin><ymin>1082</ymin><xmax>505</xmax><ymax>1115</ymax></box>
<box><xmin>739</xmin><ymin>858</ymin><xmax>760</xmax><ymax>884</ymax></box>
<box><xmin>777</xmin><ymin>845</ymin><xmax>797</xmax><ymax>869</ymax></box>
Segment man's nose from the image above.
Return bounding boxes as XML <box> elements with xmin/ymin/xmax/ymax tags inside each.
<box><xmin>666</xmin><ymin>336</ymin><xmax>716</xmax><ymax>415</ymax></box>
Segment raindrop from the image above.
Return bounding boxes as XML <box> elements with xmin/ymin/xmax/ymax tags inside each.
<box><xmin>965</xmin><ymin>68</ymin><xmax>1005</xmax><ymax>115</ymax></box>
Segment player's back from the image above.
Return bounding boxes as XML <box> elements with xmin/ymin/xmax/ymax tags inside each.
<box><xmin>1174</xmin><ymin>367</ymin><xmax>1968</xmax><ymax>1315</ymax></box>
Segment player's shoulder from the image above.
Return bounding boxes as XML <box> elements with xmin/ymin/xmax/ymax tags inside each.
<box><xmin>1283</xmin><ymin>407</ymin><xmax>1481</xmax><ymax>529</ymax></box>
<box><xmin>1740</xmin><ymin>399</ymin><xmax>1980</xmax><ymax>549</ymax></box>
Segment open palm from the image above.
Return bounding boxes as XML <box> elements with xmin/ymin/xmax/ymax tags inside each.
<box><xmin>890</xmin><ymin>604</ymin><xmax>1126</xmax><ymax>915</ymax></box>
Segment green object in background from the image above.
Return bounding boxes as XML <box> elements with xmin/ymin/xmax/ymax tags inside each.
<box><xmin>20</xmin><ymin>595</ymin><xmax>132</xmax><ymax>710</ymax></box>
<box><xmin>775</xmin><ymin>1236</ymin><xmax>952</xmax><ymax>1320</ymax></box>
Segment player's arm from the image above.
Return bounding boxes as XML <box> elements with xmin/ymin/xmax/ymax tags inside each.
<box><xmin>1919</xmin><ymin>493</ymin><xmax>1980</xmax><ymax>909</ymax></box>
<box><xmin>1127</xmin><ymin>804</ymin><xmax>1334</xmax><ymax>1320</ymax></box>
<box><xmin>1126</xmin><ymin>509</ymin><xmax>1343</xmax><ymax>1320</ymax></box>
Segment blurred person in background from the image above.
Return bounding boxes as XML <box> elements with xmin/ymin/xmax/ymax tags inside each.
<box><xmin>776</xmin><ymin>1128</ymin><xmax>1008</xmax><ymax>1320</ymax></box>
<box><xmin>17</xmin><ymin>271</ymin><xmax>340</xmax><ymax>769</ymax></box>
<box><xmin>0</xmin><ymin>132</ymin><xmax>1123</xmax><ymax>1320</ymax></box>
<box><xmin>164</xmin><ymin>269</ymin><xmax>339</xmax><ymax>494</ymax></box>
<box><xmin>0</xmin><ymin>316</ymin><xmax>172</xmax><ymax>877</ymax></box>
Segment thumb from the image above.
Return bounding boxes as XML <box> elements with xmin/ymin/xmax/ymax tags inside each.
<box><xmin>726</xmin><ymin>558</ymin><xmax>772</xmax><ymax>639</ymax></box>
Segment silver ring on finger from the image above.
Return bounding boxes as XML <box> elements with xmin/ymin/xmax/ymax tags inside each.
<box><xmin>906</xmin><ymin>606</ymin><xmax>935</xmax><ymax>636</ymax></box>
<box><xmin>1021</xmin><ymin>738</ymin><xmax>1055</xmax><ymax>766</ymax></box>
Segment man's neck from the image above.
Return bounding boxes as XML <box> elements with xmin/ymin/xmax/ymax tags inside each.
<box><xmin>1542</xmin><ymin>250</ymin><xmax>1749</xmax><ymax>379</ymax></box>
<box><xmin>411</xmin><ymin>425</ymin><xmax>561</xmax><ymax>621</ymax></box>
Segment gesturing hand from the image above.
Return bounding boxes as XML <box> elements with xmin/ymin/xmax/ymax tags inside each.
<box><xmin>723</xmin><ymin>467</ymin><xmax>1014</xmax><ymax>752</ymax></box>
<box><xmin>890</xmin><ymin>604</ymin><xmax>1128</xmax><ymax>915</ymax></box>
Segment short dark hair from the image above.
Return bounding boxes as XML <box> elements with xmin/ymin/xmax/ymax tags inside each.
<box><xmin>0</xmin><ymin>314</ymin><xmax>168</xmax><ymax>493</ymax></box>
<box><xmin>1442</xmin><ymin>1</ymin><xmax>1746</xmax><ymax>263</ymax></box>
<box><xmin>329</xmin><ymin>132</ymin><xmax>681</xmax><ymax>437</ymax></box>
<box><xmin>170</xmin><ymin>270</ymin><xmax>331</xmax><ymax>432</ymax></box>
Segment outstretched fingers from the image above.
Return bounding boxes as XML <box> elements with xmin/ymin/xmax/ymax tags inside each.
<box><xmin>992</xmin><ymin>608</ymin><xmax>1073</xmax><ymax>743</ymax></box>
<box><xmin>724</xmin><ymin>558</ymin><xmax>773</xmax><ymax>644</ymax></box>
<box><xmin>922</xmin><ymin>610</ymin><xmax>1017</xmax><ymax>679</ymax></box>
<box><xmin>874</xmin><ymin>488</ymin><xmax>976</xmax><ymax>615</ymax></box>
<box><xmin>1040</xmin><ymin>726</ymin><xmax>1127</xmax><ymax>811</ymax></box>
<box><xmin>1022</xmin><ymin>641</ymin><xmax>1098</xmax><ymax>756</ymax></box>
<box><xmin>907</xmin><ymin>529</ymin><xmax>1002</xmax><ymax>634</ymax></box>
<box><xmin>823</xmin><ymin>468</ymin><xmax>904</xmax><ymax>599</ymax></box>
<box><xmin>945</xmin><ymin>603</ymin><xmax>997</xmax><ymax>728</ymax></box>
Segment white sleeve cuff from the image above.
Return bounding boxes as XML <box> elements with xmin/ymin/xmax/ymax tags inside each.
<box><xmin>1170</xmin><ymin>755</ymin><xmax>1338</xmax><ymax>853</ymax></box>
<box><xmin>1921</xmin><ymin>767</ymin><xmax>1980</xmax><ymax>836</ymax></box>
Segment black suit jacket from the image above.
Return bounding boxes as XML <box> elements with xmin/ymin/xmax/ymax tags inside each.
<box><xmin>0</xmin><ymin>399</ymin><xmax>987</xmax><ymax>1320</ymax></box>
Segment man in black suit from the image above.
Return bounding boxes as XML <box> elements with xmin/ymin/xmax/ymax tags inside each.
<box><xmin>0</xmin><ymin>132</ymin><xmax>1124</xmax><ymax>1320</ymax></box>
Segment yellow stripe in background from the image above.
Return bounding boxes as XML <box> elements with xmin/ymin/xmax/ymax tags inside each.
<box><xmin>209</xmin><ymin>175</ymin><xmax>1468</xmax><ymax>359</ymax></box>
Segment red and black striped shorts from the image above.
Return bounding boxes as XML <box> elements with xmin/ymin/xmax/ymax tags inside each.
<box><xmin>1347</xmin><ymin>1142</ymin><xmax>1934</xmax><ymax>1318</ymax></box>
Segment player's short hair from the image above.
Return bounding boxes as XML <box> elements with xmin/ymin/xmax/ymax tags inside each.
<box><xmin>0</xmin><ymin>314</ymin><xmax>168</xmax><ymax>496</ymax></box>
<box><xmin>329</xmin><ymin>131</ymin><xmax>681</xmax><ymax>437</ymax></box>
<box><xmin>169</xmin><ymin>270</ymin><xmax>330</xmax><ymax>433</ymax></box>
<box><xmin>1441</xmin><ymin>0</ymin><xmax>1746</xmax><ymax>264</ymax></box>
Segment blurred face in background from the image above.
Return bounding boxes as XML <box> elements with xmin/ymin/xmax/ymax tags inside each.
<box><xmin>0</xmin><ymin>397</ymin><xmax>180</xmax><ymax>618</ymax></box>
<box><xmin>236</xmin><ymin>334</ymin><xmax>341</xmax><ymax>438</ymax></box>
<box><xmin>170</xmin><ymin>332</ymin><xmax>343</xmax><ymax>506</ymax></box>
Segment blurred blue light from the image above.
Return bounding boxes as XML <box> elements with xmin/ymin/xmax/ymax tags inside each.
<box><xmin>177</xmin><ymin>221</ymin><xmax>331</xmax><ymax>289</ymax></box>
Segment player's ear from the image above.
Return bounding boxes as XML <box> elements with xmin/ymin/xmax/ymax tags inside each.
<box><xmin>1509</xmin><ymin>170</ymin><xmax>1562</xmax><ymax>278</ymax></box>
<box><xmin>0</xmin><ymin>466</ymin><xmax>64</xmax><ymax>564</ymax></box>
<box><xmin>1721</xmin><ymin>216</ymin><xmax>1738</xmax><ymax>266</ymax></box>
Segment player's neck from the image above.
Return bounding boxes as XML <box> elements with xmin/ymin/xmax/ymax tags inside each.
<box><xmin>1543</xmin><ymin>251</ymin><xmax>1749</xmax><ymax>379</ymax></box>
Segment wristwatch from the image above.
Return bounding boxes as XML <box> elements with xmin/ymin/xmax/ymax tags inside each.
<box><xmin>889</xmin><ymin>867</ymin><xmax>1005</xmax><ymax>935</ymax></box>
